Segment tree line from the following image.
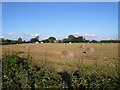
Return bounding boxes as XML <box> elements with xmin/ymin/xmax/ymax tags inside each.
<box><xmin>0</xmin><ymin>35</ymin><xmax>120</xmax><ymax>45</ymax></box>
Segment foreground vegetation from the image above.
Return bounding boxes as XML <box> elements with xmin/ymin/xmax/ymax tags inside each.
<box><xmin>2</xmin><ymin>51</ymin><xmax>120</xmax><ymax>89</ymax></box>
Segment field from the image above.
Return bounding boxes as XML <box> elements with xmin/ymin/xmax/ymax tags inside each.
<box><xmin>2</xmin><ymin>43</ymin><xmax>119</xmax><ymax>89</ymax></box>
<box><xmin>2</xmin><ymin>43</ymin><xmax>118</xmax><ymax>73</ymax></box>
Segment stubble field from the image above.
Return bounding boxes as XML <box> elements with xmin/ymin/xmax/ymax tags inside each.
<box><xmin>2</xmin><ymin>43</ymin><xmax>119</xmax><ymax>75</ymax></box>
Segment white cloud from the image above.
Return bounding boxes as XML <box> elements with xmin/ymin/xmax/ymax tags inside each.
<box><xmin>5</xmin><ymin>33</ymin><xmax>18</xmax><ymax>40</ymax></box>
<box><xmin>19</xmin><ymin>33</ymin><xmax>42</xmax><ymax>40</ymax></box>
<box><xmin>20</xmin><ymin>32</ymin><xmax>33</xmax><ymax>41</ymax></box>
<box><xmin>95</xmin><ymin>36</ymin><xmax>117</xmax><ymax>40</ymax></box>
<box><xmin>72</xmin><ymin>32</ymin><xmax>96</xmax><ymax>37</ymax></box>
<box><xmin>21</xmin><ymin>32</ymin><xmax>31</xmax><ymax>37</ymax></box>
<box><xmin>32</xmin><ymin>34</ymin><xmax>40</xmax><ymax>37</ymax></box>
<box><xmin>0</xmin><ymin>36</ymin><xmax>4</xmax><ymax>38</ymax></box>
<box><xmin>83</xmin><ymin>33</ymin><xmax>95</xmax><ymax>37</ymax></box>
<box><xmin>73</xmin><ymin>32</ymin><xmax>81</xmax><ymax>36</ymax></box>
<box><xmin>93</xmin><ymin>34</ymin><xmax>118</xmax><ymax>40</ymax></box>
<box><xmin>3</xmin><ymin>32</ymin><xmax>118</xmax><ymax>41</ymax></box>
<box><xmin>40</xmin><ymin>37</ymin><xmax>48</xmax><ymax>40</ymax></box>
<box><xmin>8</xmin><ymin>33</ymin><xmax>13</xmax><ymax>36</ymax></box>
<box><xmin>72</xmin><ymin>32</ymin><xmax>118</xmax><ymax>40</ymax></box>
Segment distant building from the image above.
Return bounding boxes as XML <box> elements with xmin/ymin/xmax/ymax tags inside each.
<box><xmin>35</xmin><ymin>42</ymin><xmax>39</xmax><ymax>43</ymax></box>
<box><xmin>54</xmin><ymin>40</ymin><xmax>59</xmax><ymax>43</ymax></box>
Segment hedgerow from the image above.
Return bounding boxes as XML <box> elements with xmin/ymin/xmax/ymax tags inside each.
<box><xmin>2</xmin><ymin>52</ymin><xmax>120</xmax><ymax>89</ymax></box>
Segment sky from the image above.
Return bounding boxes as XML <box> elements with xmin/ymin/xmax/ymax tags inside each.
<box><xmin>2</xmin><ymin>2</ymin><xmax>118</xmax><ymax>41</ymax></box>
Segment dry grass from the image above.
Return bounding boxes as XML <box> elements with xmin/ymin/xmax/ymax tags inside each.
<box><xmin>2</xmin><ymin>43</ymin><xmax>118</xmax><ymax>73</ymax></box>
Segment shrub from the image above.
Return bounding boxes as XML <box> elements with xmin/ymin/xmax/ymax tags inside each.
<box><xmin>70</xmin><ymin>69</ymin><xmax>120</xmax><ymax>89</ymax></box>
<box><xmin>2</xmin><ymin>52</ymin><xmax>66</xmax><ymax>89</ymax></box>
<box><xmin>2</xmin><ymin>52</ymin><xmax>30</xmax><ymax>89</ymax></box>
<box><xmin>2</xmin><ymin>52</ymin><xmax>120</xmax><ymax>89</ymax></box>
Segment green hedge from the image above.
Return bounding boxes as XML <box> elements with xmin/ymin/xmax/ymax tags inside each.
<box><xmin>2</xmin><ymin>52</ymin><xmax>120</xmax><ymax>89</ymax></box>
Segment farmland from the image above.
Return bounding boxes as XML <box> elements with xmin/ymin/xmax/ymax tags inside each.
<box><xmin>2</xmin><ymin>43</ymin><xmax>119</xmax><ymax>89</ymax></box>
<box><xmin>2</xmin><ymin>43</ymin><xmax>118</xmax><ymax>72</ymax></box>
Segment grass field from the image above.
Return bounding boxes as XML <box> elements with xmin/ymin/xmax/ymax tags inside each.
<box><xmin>2</xmin><ymin>43</ymin><xmax>119</xmax><ymax>75</ymax></box>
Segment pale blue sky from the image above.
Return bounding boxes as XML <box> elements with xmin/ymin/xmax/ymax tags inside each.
<box><xmin>2</xmin><ymin>2</ymin><xmax>118</xmax><ymax>40</ymax></box>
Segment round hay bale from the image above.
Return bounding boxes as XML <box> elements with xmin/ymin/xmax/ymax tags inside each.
<box><xmin>86</xmin><ymin>48</ymin><xmax>94</xmax><ymax>52</ymax></box>
<box><xmin>69</xmin><ymin>42</ymin><xmax>72</xmax><ymax>44</ymax></box>
<box><xmin>79</xmin><ymin>45</ymin><xmax>84</xmax><ymax>48</ymax></box>
<box><xmin>83</xmin><ymin>48</ymin><xmax>94</xmax><ymax>54</ymax></box>
<box><xmin>82</xmin><ymin>51</ymin><xmax>87</xmax><ymax>54</ymax></box>
<box><xmin>61</xmin><ymin>50</ymin><xmax>74</xmax><ymax>60</ymax></box>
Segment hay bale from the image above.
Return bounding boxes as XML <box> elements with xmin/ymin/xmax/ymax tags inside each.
<box><xmin>79</xmin><ymin>45</ymin><xmax>84</xmax><ymax>48</ymax></box>
<box><xmin>65</xmin><ymin>44</ymin><xmax>69</xmax><ymax>46</ymax></box>
<box><xmin>100</xmin><ymin>43</ymin><xmax>104</xmax><ymax>45</ymax></box>
<box><xmin>82</xmin><ymin>51</ymin><xmax>87</xmax><ymax>54</ymax></box>
<box><xmin>86</xmin><ymin>48</ymin><xmax>94</xmax><ymax>52</ymax></box>
<box><xmin>83</xmin><ymin>48</ymin><xmax>94</xmax><ymax>54</ymax></box>
<box><xmin>69</xmin><ymin>42</ymin><xmax>72</xmax><ymax>44</ymax></box>
<box><xmin>60</xmin><ymin>50</ymin><xmax>74</xmax><ymax>60</ymax></box>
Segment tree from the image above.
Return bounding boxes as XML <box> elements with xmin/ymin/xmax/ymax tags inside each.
<box><xmin>41</xmin><ymin>39</ymin><xmax>49</xmax><ymax>43</ymax></box>
<box><xmin>91</xmin><ymin>40</ymin><xmax>98</xmax><ymax>43</ymax></box>
<box><xmin>72</xmin><ymin>36</ymin><xmax>85</xmax><ymax>43</ymax></box>
<box><xmin>68</xmin><ymin>35</ymin><xmax>75</xmax><ymax>42</ymax></box>
<box><xmin>23</xmin><ymin>40</ymin><xmax>26</xmax><ymax>43</ymax></box>
<box><xmin>58</xmin><ymin>40</ymin><xmax>62</xmax><ymax>43</ymax></box>
<box><xmin>48</xmin><ymin>37</ymin><xmax>56</xmax><ymax>43</ymax></box>
<box><xmin>63</xmin><ymin>38</ymin><xmax>68</xmax><ymax>43</ymax></box>
<box><xmin>62</xmin><ymin>35</ymin><xmax>87</xmax><ymax>43</ymax></box>
<box><xmin>18</xmin><ymin>38</ymin><xmax>22</xmax><ymax>44</ymax></box>
<box><xmin>77</xmin><ymin>36</ymin><xmax>85</xmax><ymax>42</ymax></box>
<box><xmin>30</xmin><ymin>36</ymin><xmax>39</xmax><ymax>43</ymax></box>
<box><xmin>84</xmin><ymin>40</ymin><xmax>90</xmax><ymax>43</ymax></box>
<box><xmin>1</xmin><ymin>38</ymin><xmax>5</xmax><ymax>42</ymax></box>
